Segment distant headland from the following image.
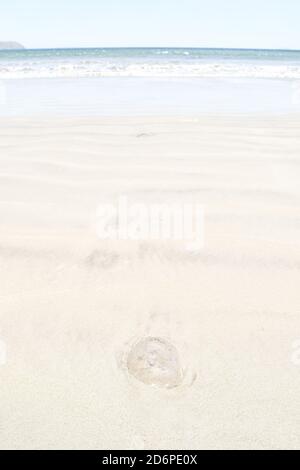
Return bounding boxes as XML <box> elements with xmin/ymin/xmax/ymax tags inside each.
<box><xmin>0</xmin><ymin>41</ymin><xmax>25</xmax><ymax>50</ymax></box>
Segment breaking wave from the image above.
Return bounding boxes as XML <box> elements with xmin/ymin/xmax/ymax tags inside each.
<box><xmin>1</xmin><ymin>60</ymin><xmax>300</xmax><ymax>79</ymax></box>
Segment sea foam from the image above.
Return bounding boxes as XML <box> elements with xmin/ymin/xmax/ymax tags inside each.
<box><xmin>1</xmin><ymin>47</ymin><xmax>300</xmax><ymax>79</ymax></box>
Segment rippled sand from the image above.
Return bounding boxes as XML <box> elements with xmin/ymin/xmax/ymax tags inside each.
<box><xmin>0</xmin><ymin>116</ymin><xmax>300</xmax><ymax>449</ymax></box>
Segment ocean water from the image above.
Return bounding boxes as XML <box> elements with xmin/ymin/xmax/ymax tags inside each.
<box><xmin>1</xmin><ymin>48</ymin><xmax>300</xmax><ymax>116</ymax></box>
<box><xmin>1</xmin><ymin>47</ymin><xmax>300</xmax><ymax>79</ymax></box>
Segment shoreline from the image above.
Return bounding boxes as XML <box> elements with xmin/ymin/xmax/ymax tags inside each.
<box><xmin>1</xmin><ymin>77</ymin><xmax>300</xmax><ymax>117</ymax></box>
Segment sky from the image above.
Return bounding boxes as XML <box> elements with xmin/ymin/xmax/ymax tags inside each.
<box><xmin>1</xmin><ymin>0</ymin><xmax>300</xmax><ymax>50</ymax></box>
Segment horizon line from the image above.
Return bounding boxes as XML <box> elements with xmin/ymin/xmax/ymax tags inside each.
<box><xmin>5</xmin><ymin>45</ymin><xmax>300</xmax><ymax>52</ymax></box>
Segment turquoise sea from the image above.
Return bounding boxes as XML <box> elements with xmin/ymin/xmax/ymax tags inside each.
<box><xmin>1</xmin><ymin>47</ymin><xmax>300</xmax><ymax>79</ymax></box>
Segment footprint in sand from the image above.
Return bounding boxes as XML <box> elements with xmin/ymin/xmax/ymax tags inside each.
<box><xmin>85</xmin><ymin>250</ymin><xmax>121</xmax><ymax>269</ymax></box>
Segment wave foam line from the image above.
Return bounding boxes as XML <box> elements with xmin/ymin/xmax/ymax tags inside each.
<box><xmin>1</xmin><ymin>62</ymin><xmax>300</xmax><ymax>79</ymax></box>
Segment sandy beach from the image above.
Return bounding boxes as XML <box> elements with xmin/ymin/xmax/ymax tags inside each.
<box><xmin>0</xmin><ymin>115</ymin><xmax>300</xmax><ymax>449</ymax></box>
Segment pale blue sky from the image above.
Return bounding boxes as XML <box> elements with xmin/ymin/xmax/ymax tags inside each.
<box><xmin>1</xmin><ymin>0</ymin><xmax>300</xmax><ymax>50</ymax></box>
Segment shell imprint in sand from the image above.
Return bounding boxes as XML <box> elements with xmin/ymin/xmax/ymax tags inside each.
<box><xmin>127</xmin><ymin>337</ymin><xmax>183</xmax><ymax>389</ymax></box>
